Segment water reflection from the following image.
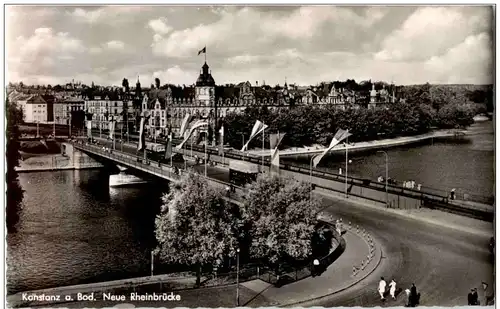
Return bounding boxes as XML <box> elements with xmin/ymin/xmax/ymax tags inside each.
<box><xmin>7</xmin><ymin>169</ymin><xmax>168</xmax><ymax>294</ymax></box>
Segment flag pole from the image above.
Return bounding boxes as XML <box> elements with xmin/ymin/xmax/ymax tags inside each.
<box><xmin>262</xmin><ymin>124</ymin><xmax>265</xmax><ymax>172</ymax></box>
<box><xmin>170</xmin><ymin>133</ymin><xmax>173</xmax><ymax>167</ymax></box>
<box><xmin>345</xmin><ymin>134</ymin><xmax>348</xmax><ymax>198</ymax></box>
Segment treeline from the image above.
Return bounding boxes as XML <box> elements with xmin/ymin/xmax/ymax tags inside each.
<box><xmin>222</xmin><ymin>101</ymin><xmax>480</xmax><ymax>149</ymax></box>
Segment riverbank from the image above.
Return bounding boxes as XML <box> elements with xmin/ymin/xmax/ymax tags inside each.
<box><xmin>247</xmin><ymin>129</ymin><xmax>468</xmax><ymax>158</ymax></box>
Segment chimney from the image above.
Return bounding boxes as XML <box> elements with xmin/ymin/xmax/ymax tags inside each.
<box><xmin>256</xmin><ymin>81</ymin><xmax>258</xmax><ymax>86</ymax></box>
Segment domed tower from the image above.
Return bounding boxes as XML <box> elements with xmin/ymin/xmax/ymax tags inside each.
<box><xmin>195</xmin><ymin>61</ymin><xmax>217</xmax><ymax>145</ymax></box>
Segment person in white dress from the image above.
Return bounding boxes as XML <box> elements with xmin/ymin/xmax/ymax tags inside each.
<box><xmin>389</xmin><ymin>279</ymin><xmax>397</xmax><ymax>299</ymax></box>
<box><xmin>378</xmin><ymin>277</ymin><xmax>387</xmax><ymax>300</ymax></box>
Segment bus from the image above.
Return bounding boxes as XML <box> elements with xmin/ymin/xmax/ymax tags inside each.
<box><xmin>229</xmin><ymin>160</ymin><xmax>259</xmax><ymax>186</ymax></box>
<box><xmin>146</xmin><ymin>142</ymin><xmax>165</xmax><ymax>153</ymax></box>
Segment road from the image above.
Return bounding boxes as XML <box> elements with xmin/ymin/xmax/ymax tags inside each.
<box><xmin>87</xmin><ymin>137</ymin><xmax>230</xmax><ymax>183</ymax></box>
<box><xmin>80</xmin><ymin>138</ymin><xmax>495</xmax><ymax>307</ymax></box>
<box><xmin>300</xmin><ymin>198</ymin><xmax>494</xmax><ymax>307</ymax></box>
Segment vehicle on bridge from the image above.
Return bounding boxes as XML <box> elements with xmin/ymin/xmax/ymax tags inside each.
<box><xmin>229</xmin><ymin>160</ymin><xmax>259</xmax><ymax>186</ymax></box>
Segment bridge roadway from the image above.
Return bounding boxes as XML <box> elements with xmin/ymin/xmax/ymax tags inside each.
<box><xmin>78</xmin><ymin>136</ymin><xmax>493</xmax><ymax>222</ymax></box>
<box><xmin>59</xmin><ymin>142</ymin><xmax>496</xmax><ymax>307</ymax></box>
<box><xmin>72</xmin><ymin>140</ymin><xmax>494</xmax><ymax>307</ymax></box>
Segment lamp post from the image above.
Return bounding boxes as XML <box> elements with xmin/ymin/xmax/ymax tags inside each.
<box><xmin>150</xmin><ymin>250</ymin><xmax>154</xmax><ymax>277</ymax></box>
<box><xmin>204</xmin><ymin>137</ymin><xmax>207</xmax><ymax>177</ymax></box>
<box><xmin>309</xmin><ymin>155</ymin><xmax>315</xmax><ymax>202</ymax></box>
<box><xmin>377</xmin><ymin>150</ymin><xmax>389</xmax><ymax>207</ymax></box>
<box><xmin>236</xmin><ymin>248</ymin><xmax>240</xmax><ymax>306</ymax></box>
<box><xmin>239</xmin><ymin>133</ymin><xmax>245</xmax><ymax>161</ymax></box>
<box><xmin>345</xmin><ymin>135</ymin><xmax>349</xmax><ymax>198</ymax></box>
<box><xmin>36</xmin><ymin>121</ymin><xmax>40</xmax><ymax>138</ymax></box>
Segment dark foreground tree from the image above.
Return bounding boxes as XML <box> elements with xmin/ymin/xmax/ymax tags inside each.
<box><xmin>241</xmin><ymin>174</ymin><xmax>321</xmax><ymax>274</ymax></box>
<box><xmin>6</xmin><ymin>98</ymin><xmax>24</xmax><ymax>233</ymax></box>
<box><xmin>155</xmin><ymin>173</ymin><xmax>238</xmax><ymax>286</ymax></box>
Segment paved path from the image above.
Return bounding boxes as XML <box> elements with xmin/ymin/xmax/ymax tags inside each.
<box><xmin>247</xmin><ymin>129</ymin><xmax>464</xmax><ymax>158</ymax></box>
<box><xmin>246</xmin><ymin>229</ymin><xmax>381</xmax><ymax>306</ymax></box>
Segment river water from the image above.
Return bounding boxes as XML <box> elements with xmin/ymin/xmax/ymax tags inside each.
<box><xmin>284</xmin><ymin>121</ymin><xmax>495</xmax><ymax>199</ymax></box>
<box><xmin>6</xmin><ymin>121</ymin><xmax>495</xmax><ymax>294</ymax></box>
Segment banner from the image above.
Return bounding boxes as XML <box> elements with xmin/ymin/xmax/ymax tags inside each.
<box><xmin>270</xmin><ymin>132</ymin><xmax>285</xmax><ymax>150</ymax></box>
<box><xmin>241</xmin><ymin>120</ymin><xmax>268</xmax><ymax>152</ymax></box>
<box><xmin>219</xmin><ymin>125</ymin><xmax>224</xmax><ymax>156</ymax></box>
<box><xmin>165</xmin><ymin>132</ymin><xmax>173</xmax><ymax>159</ymax></box>
<box><xmin>312</xmin><ymin>129</ymin><xmax>352</xmax><ymax>168</ymax></box>
<box><xmin>179</xmin><ymin>114</ymin><xmax>192</xmax><ymax>138</ymax></box>
<box><xmin>109</xmin><ymin>117</ymin><xmax>115</xmax><ymax>139</ymax></box>
<box><xmin>176</xmin><ymin>120</ymin><xmax>208</xmax><ymax>149</ymax></box>
<box><xmin>87</xmin><ymin>120</ymin><xmax>92</xmax><ymax>138</ymax></box>
<box><xmin>138</xmin><ymin>112</ymin><xmax>150</xmax><ymax>151</ymax></box>
<box><xmin>270</xmin><ymin>133</ymin><xmax>285</xmax><ymax>175</ymax></box>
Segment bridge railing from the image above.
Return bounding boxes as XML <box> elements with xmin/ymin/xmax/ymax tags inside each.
<box><xmin>183</xmin><ymin>144</ymin><xmax>494</xmax><ymax>207</ymax></box>
<box><xmin>73</xmin><ymin>142</ymin><xmax>247</xmax><ymax>202</ymax></box>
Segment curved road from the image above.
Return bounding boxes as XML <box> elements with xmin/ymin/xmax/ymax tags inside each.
<box><xmin>80</xmin><ymin>138</ymin><xmax>494</xmax><ymax>307</ymax></box>
<box><xmin>305</xmin><ymin>196</ymin><xmax>494</xmax><ymax>307</ymax></box>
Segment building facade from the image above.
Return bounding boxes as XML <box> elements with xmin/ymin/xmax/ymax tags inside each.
<box><xmin>17</xmin><ymin>94</ymin><xmax>54</xmax><ymax>123</ymax></box>
<box><xmin>54</xmin><ymin>97</ymin><xmax>85</xmax><ymax>124</ymax></box>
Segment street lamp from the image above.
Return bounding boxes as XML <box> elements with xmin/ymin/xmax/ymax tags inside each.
<box><xmin>236</xmin><ymin>248</ymin><xmax>240</xmax><ymax>306</ymax></box>
<box><xmin>309</xmin><ymin>155</ymin><xmax>316</xmax><ymax>202</ymax></box>
<box><xmin>151</xmin><ymin>250</ymin><xmax>155</xmax><ymax>277</ymax></box>
<box><xmin>239</xmin><ymin>133</ymin><xmax>245</xmax><ymax>161</ymax></box>
<box><xmin>377</xmin><ymin>150</ymin><xmax>389</xmax><ymax>207</ymax></box>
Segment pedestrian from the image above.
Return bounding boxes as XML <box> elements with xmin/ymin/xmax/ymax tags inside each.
<box><xmin>417</xmin><ymin>184</ymin><xmax>421</xmax><ymax>191</ymax></box>
<box><xmin>405</xmin><ymin>289</ymin><xmax>411</xmax><ymax>306</ymax></box>
<box><xmin>378</xmin><ymin>277</ymin><xmax>387</xmax><ymax>300</ymax></box>
<box><xmin>389</xmin><ymin>279</ymin><xmax>397</xmax><ymax>300</ymax></box>
<box><xmin>312</xmin><ymin>259</ymin><xmax>320</xmax><ymax>277</ymax></box>
<box><xmin>409</xmin><ymin>283</ymin><xmax>418</xmax><ymax>307</ymax></box>
<box><xmin>472</xmin><ymin>288</ymin><xmax>479</xmax><ymax>305</ymax></box>
<box><xmin>411</xmin><ymin>180</ymin><xmax>415</xmax><ymax>189</ymax></box>
<box><xmin>450</xmin><ymin>188</ymin><xmax>456</xmax><ymax>200</ymax></box>
<box><xmin>468</xmin><ymin>289</ymin><xmax>474</xmax><ymax>305</ymax></box>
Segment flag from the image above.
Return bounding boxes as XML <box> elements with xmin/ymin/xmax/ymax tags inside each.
<box><xmin>219</xmin><ymin>125</ymin><xmax>224</xmax><ymax>156</ymax></box>
<box><xmin>165</xmin><ymin>132</ymin><xmax>173</xmax><ymax>159</ymax></box>
<box><xmin>241</xmin><ymin>120</ymin><xmax>268</xmax><ymax>151</ymax></box>
<box><xmin>87</xmin><ymin>120</ymin><xmax>92</xmax><ymax>138</ymax></box>
<box><xmin>176</xmin><ymin>120</ymin><xmax>208</xmax><ymax>149</ymax></box>
<box><xmin>312</xmin><ymin>129</ymin><xmax>352</xmax><ymax>168</ymax></box>
<box><xmin>179</xmin><ymin>113</ymin><xmax>192</xmax><ymax>137</ymax></box>
<box><xmin>198</xmin><ymin>46</ymin><xmax>206</xmax><ymax>55</ymax></box>
<box><xmin>482</xmin><ymin>282</ymin><xmax>488</xmax><ymax>291</ymax></box>
<box><xmin>270</xmin><ymin>133</ymin><xmax>285</xmax><ymax>175</ymax></box>
<box><xmin>138</xmin><ymin>111</ymin><xmax>150</xmax><ymax>152</ymax></box>
<box><xmin>270</xmin><ymin>132</ymin><xmax>285</xmax><ymax>150</ymax></box>
<box><xmin>109</xmin><ymin>117</ymin><xmax>115</xmax><ymax>139</ymax></box>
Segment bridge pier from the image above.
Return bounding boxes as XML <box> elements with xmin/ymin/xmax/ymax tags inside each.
<box><xmin>62</xmin><ymin>143</ymin><xmax>105</xmax><ymax>170</ymax></box>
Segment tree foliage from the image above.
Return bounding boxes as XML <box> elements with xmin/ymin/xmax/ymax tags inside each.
<box><xmin>240</xmin><ymin>174</ymin><xmax>321</xmax><ymax>272</ymax></box>
<box><xmin>155</xmin><ymin>173</ymin><xmax>238</xmax><ymax>285</ymax></box>
<box><xmin>6</xmin><ymin>98</ymin><xmax>24</xmax><ymax>233</ymax></box>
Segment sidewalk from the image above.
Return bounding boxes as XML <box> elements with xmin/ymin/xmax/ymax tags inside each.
<box><xmin>243</xmin><ymin>229</ymin><xmax>382</xmax><ymax>306</ymax></box>
<box><xmin>315</xmin><ymin>188</ymin><xmax>494</xmax><ymax>238</ymax></box>
<box><xmin>247</xmin><ymin>129</ymin><xmax>462</xmax><ymax>158</ymax></box>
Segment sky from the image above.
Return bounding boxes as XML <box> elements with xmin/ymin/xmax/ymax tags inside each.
<box><xmin>5</xmin><ymin>5</ymin><xmax>494</xmax><ymax>87</ymax></box>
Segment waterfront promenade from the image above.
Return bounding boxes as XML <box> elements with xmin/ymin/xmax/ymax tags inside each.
<box><xmin>247</xmin><ymin>129</ymin><xmax>467</xmax><ymax>158</ymax></box>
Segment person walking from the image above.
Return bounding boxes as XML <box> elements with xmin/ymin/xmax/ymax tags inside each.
<box><xmin>378</xmin><ymin>277</ymin><xmax>387</xmax><ymax>301</ymax></box>
<box><xmin>312</xmin><ymin>259</ymin><xmax>320</xmax><ymax>277</ymax></box>
<box><xmin>409</xmin><ymin>283</ymin><xmax>419</xmax><ymax>307</ymax></box>
<box><xmin>389</xmin><ymin>279</ymin><xmax>397</xmax><ymax>300</ymax></box>
<box><xmin>450</xmin><ymin>188</ymin><xmax>456</xmax><ymax>200</ymax></box>
<box><xmin>468</xmin><ymin>289</ymin><xmax>474</xmax><ymax>305</ymax></box>
<box><xmin>472</xmin><ymin>288</ymin><xmax>479</xmax><ymax>305</ymax></box>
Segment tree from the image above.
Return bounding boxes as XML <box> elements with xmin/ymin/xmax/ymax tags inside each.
<box><xmin>240</xmin><ymin>174</ymin><xmax>321</xmax><ymax>274</ymax></box>
<box><xmin>155</xmin><ymin>173</ymin><xmax>238</xmax><ymax>286</ymax></box>
<box><xmin>6</xmin><ymin>98</ymin><xmax>24</xmax><ymax>233</ymax></box>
